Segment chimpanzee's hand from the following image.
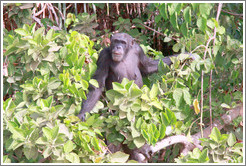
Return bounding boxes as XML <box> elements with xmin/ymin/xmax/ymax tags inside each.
<box><xmin>77</xmin><ymin>113</ymin><xmax>85</xmax><ymax>122</ymax></box>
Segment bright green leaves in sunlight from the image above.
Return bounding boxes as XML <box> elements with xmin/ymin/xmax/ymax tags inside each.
<box><xmin>175</xmin><ymin>148</ymin><xmax>209</xmax><ymax>163</ymax></box>
<box><xmin>105</xmin><ymin>78</ymin><xmax>178</xmax><ymax>147</ymax></box>
<box><xmin>199</xmin><ymin>127</ymin><xmax>243</xmax><ymax>163</ymax></box>
<box><xmin>173</xmin><ymin>88</ymin><xmax>191</xmax><ymax>107</ymax></box>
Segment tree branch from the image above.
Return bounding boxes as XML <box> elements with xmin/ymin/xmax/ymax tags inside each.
<box><xmin>133</xmin><ymin>104</ymin><xmax>243</xmax><ymax>163</ymax></box>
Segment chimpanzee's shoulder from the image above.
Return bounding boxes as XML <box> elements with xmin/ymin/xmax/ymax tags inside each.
<box><xmin>99</xmin><ymin>47</ymin><xmax>111</xmax><ymax>56</ymax></box>
<box><xmin>97</xmin><ymin>47</ymin><xmax>111</xmax><ymax>64</ymax></box>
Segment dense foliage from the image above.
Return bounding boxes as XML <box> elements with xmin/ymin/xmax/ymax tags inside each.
<box><xmin>2</xmin><ymin>3</ymin><xmax>243</xmax><ymax>163</ymax></box>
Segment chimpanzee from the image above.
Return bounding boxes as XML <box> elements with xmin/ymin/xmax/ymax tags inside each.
<box><xmin>77</xmin><ymin>33</ymin><xmax>192</xmax><ymax>121</ymax></box>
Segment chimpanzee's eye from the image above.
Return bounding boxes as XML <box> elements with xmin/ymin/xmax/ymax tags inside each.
<box><xmin>121</xmin><ymin>41</ymin><xmax>127</xmax><ymax>45</ymax></box>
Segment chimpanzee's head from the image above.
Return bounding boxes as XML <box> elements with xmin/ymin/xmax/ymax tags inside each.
<box><xmin>110</xmin><ymin>33</ymin><xmax>134</xmax><ymax>62</ymax></box>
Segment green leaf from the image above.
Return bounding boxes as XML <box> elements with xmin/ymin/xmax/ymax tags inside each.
<box><xmin>172</xmin><ymin>43</ymin><xmax>181</xmax><ymax>52</ymax></box>
<box><xmin>199</xmin><ymin>3</ymin><xmax>213</xmax><ymax>18</ymax></box>
<box><xmin>130</xmin><ymin>85</ymin><xmax>143</xmax><ymax>98</ymax></box>
<box><xmin>159</xmin><ymin>3</ymin><xmax>168</xmax><ymax>20</ymax></box>
<box><xmin>160</xmin><ymin>112</ymin><xmax>169</xmax><ymax>126</ymax></box>
<box><xmin>43</xmin><ymin>147</ymin><xmax>52</xmax><ymax>158</ymax></box>
<box><xmin>4</xmin><ymin>46</ymin><xmax>18</xmax><ymax>56</ymax></box>
<box><xmin>8</xmin><ymin>121</ymin><xmax>25</xmax><ymax>141</ymax></box>
<box><xmin>227</xmin><ymin>133</ymin><xmax>236</xmax><ymax>146</ymax></box>
<box><xmin>132</xmin><ymin>18</ymin><xmax>143</xmax><ymax>24</ymax></box>
<box><xmin>173</xmin><ymin>88</ymin><xmax>183</xmax><ymax>107</ymax></box>
<box><xmin>199</xmin><ymin>148</ymin><xmax>208</xmax><ymax>162</ymax></box>
<box><xmin>34</xmin><ymin>27</ymin><xmax>45</xmax><ymax>38</ymax></box>
<box><xmin>30</xmin><ymin>61</ymin><xmax>40</xmax><ymax>71</ymax></box>
<box><xmin>141</xmin><ymin>129</ymin><xmax>149</xmax><ymax>143</ymax></box>
<box><xmin>113</xmin><ymin>82</ymin><xmax>127</xmax><ymax>94</ymax></box>
<box><xmin>127</xmin><ymin>110</ymin><xmax>134</xmax><ymax>121</ymax></box>
<box><xmin>158</xmin><ymin>59</ymin><xmax>170</xmax><ymax>74</ymax></box>
<box><xmin>86</xmin><ymin>115</ymin><xmax>95</xmax><ymax>126</ymax></box>
<box><xmin>64</xmin><ymin>140</ymin><xmax>74</xmax><ymax>153</ymax></box>
<box><xmin>15</xmin><ymin>28</ymin><xmax>28</xmax><ymax>36</ymax></box>
<box><xmin>221</xmin><ymin>103</ymin><xmax>231</xmax><ymax>109</ymax></box>
<box><xmin>81</xmin><ymin>79</ymin><xmax>89</xmax><ymax>90</ymax></box>
<box><xmin>150</xmin><ymin>101</ymin><xmax>162</xmax><ymax>110</ymax></box>
<box><xmin>155</xmin><ymin>15</ymin><xmax>162</xmax><ymax>23</ymax></box>
<box><xmin>48</xmin><ymin>46</ymin><xmax>61</xmax><ymax>52</ymax></box>
<box><xmin>164</xmin><ymin>37</ymin><xmax>172</xmax><ymax>42</ymax></box>
<box><xmin>29</xmin><ymin>129</ymin><xmax>39</xmax><ymax>143</ymax></box>
<box><xmin>141</xmin><ymin>102</ymin><xmax>150</xmax><ymax>111</ymax></box>
<box><xmin>150</xmin><ymin>84</ymin><xmax>158</xmax><ymax>99</ymax></box>
<box><xmin>46</xmin><ymin>28</ymin><xmax>54</xmax><ymax>40</ymax></box>
<box><xmin>91</xmin><ymin>137</ymin><xmax>100</xmax><ymax>151</ymax></box>
<box><xmin>3</xmin><ymin>155</ymin><xmax>11</xmax><ymax>163</ymax></box>
<box><xmin>135</xmin><ymin>117</ymin><xmax>143</xmax><ymax>129</ymax></box>
<box><xmin>209</xmin><ymin>127</ymin><xmax>221</xmax><ymax>143</ymax></box>
<box><xmin>159</xmin><ymin>124</ymin><xmax>166</xmax><ymax>139</ymax></box>
<box><xmin>23</xmin><ymin>146</ymin><xmax>38</xmax><ymax>160</ymax></box>
<box><xmin>48</xmin><ymin>81</ymin><xmax>61</xmax><ymax>90</ymax></box>
<box><xmin>166</xmin><ymin>109</ymin><xmax>176</xmax><ymax>125</ymax></box>
<box><xmin>46</xmin><ymin>96</ymin><xmax>53</xmax><ymax>108</ymax></box>
<box><xmin>3</xmin><ymin>98</ymin><xmax>16</xmax><ymax>111</ymax></box>
<box><xmin>184</xmin><ymin>6</ymin><xmax>191</xmax><ymax>24</ymax></box>
<box><xmin>197</xmin><ymin>17</ymin><xmax>207</xmax><ymax>32</ymax></box>
<box><xmin>131</xmin><ymin>101</ymin><xmax>141</xmax><ymax>112</ymax></box>
<box><xmin>131</xmin><ymin>124</ymin><xmax>141</xmax><ymax>138</ymax></box>
<box><xmin>217</xmin><ymin>26</ymin><xmax>225</xmax><ymax>35</ymax></box>
<box><xmin>110</xmin><ymin>151</ymin><xmax>130</xmax><ymax>163</ymax></box>
<box><xmin>183</xmin><ymin>88</ymin><xmax>191</xmax><ymax>105</ymax></box>
<box><xmin>191</xmin><ymin>148</ymin><xmax>201</xmax><ymax>159</ymax></box>
<box><xmin>42</xmin><ymin>127</ymin><xmax>53</xmax><ymax>140</ymax></box>
<box><xmin>207</xmin><ymin>19</ymin><xmax>215</xmax><ymax>29</ymax></box>
<box><xmin>170</xmin><ymin>12</ymin><xmax>179</xmax><ymax>30</ymax></box>
<box><xmin>66</xmin><ymin>152</ymin><xmax>80</xmax><ymax>163</ymax></box>
<box><xmin>36</xmin><ymin>137</ymin><xmax>47</xmax><ymax>145</ymax></box>
<box><xmin>133</xmin><ymin>137</ymin><xmax>146</xmax><ymax>148</ymax></box>
<box><xmin>89</xmin><ymin>79</ymin><xmax>99</xmax><ymax>88</ymax></box>
<box><xmin>181</xmin><ymin>22</ymin><xmax>188</xmax><ymax>38</ymax></box>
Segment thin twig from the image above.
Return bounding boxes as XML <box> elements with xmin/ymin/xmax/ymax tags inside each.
<box><xmin>48</xmin><ymin>3</ymin><xmax>59</xmax><ymax>26</ymax></box>
<box><xmin>209</xmin><ymin>3</ymin><xmax>223</xmax><ymax>132</ymax></box>
<box><xmin>126</xmin><ymin>3</ymin><xmax>129</xmax><ymax>16</ymax></box>
<box><xmin>191</xmin><ymin>45</ymin><xmax>206</xmax><ymax>53</ymax></box>
<box><xmin>200</xmin><ymin>36</ymin><xmax>215</xmax><ymax>137</ymax></box>
<box><xmin>138</xmin><ymin>23</ymin><xmax>179</xmax><ymax>41</ymax></box>
<box><xmin>53</xmin><ymin>6</ymin><xmax>65</xmax><ymax>19</ymax></box>
<box><xmin>201</xmin><ymin>3</ymin><xmax>223</xmax><ymax>135</ymax></box>
<box><xmin>221</xmin><ymin>9</ymin><xmax>243</xmax><ymax>17</ymax></box>
<box><xmin>116</xmin><ymin>3</ymin><xmax>119</xmax><ymax>15</ymax></box>
<box><xmin>34</xmin><ymin>3</ymin><xmax>46</xmax><ymax>17</ymax></box>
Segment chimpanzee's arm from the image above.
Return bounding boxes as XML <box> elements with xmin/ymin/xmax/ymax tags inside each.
<box><xmin>138</xmin><ymin>45</ymin><xmax>195</xmax><ymax>75</ymax></box>
<box><xmin>138</xmin><ymin>45</ymin><xmax>176</xmax><ymax>75</ymax></box>
<box><xmin>77</xmin><ymin>48</ymin><xmax>110</xmax><ymax>121</ymax></box>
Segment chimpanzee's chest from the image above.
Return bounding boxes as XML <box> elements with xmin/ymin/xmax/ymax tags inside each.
<box><xmin>105</xmin><ymin>59</ymin><xmax>143</xmax><ymax>89</ymax></box>
<box><xmin>110</xmin><ymin>61</ymin><xmax>137</xmax><ymax>80</ymax></box>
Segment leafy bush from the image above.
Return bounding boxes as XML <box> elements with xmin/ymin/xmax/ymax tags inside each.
<box><xmin>3</xmin><ymin>24</ymin><xmax>111</xmax><ymax>163</ymax></box>
<box><xmin>3</xmin><ymin>2</ymin><xmax>243</xmax><ymax>163</ymax></box>
<box><xmin>175</xmin><ymin>127</ymin><xmax>243</xmax><ymax>163</ymax></box>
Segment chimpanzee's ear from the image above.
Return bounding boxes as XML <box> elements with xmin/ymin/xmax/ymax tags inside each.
<box><xmin>131</xmin><ymin>38</ymin><xmax>135</xmax><ymax>46</ymax></box>
<box><xmin>110</xmin><ymin>34</ymin><xmax>114</xmax><ymax>41</ymax></box>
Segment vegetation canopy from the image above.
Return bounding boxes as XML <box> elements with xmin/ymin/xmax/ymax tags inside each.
<box><xmin>2</xmin><ymin>2</ymin><xmax>243</xmax><ymax>163</ymax></box>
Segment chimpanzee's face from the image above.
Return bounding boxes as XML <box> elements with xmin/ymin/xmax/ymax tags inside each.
<box><xmin>110</xmin><ymin>33</ymin><xmax>133</xmax><ymax>62</ymax></box>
